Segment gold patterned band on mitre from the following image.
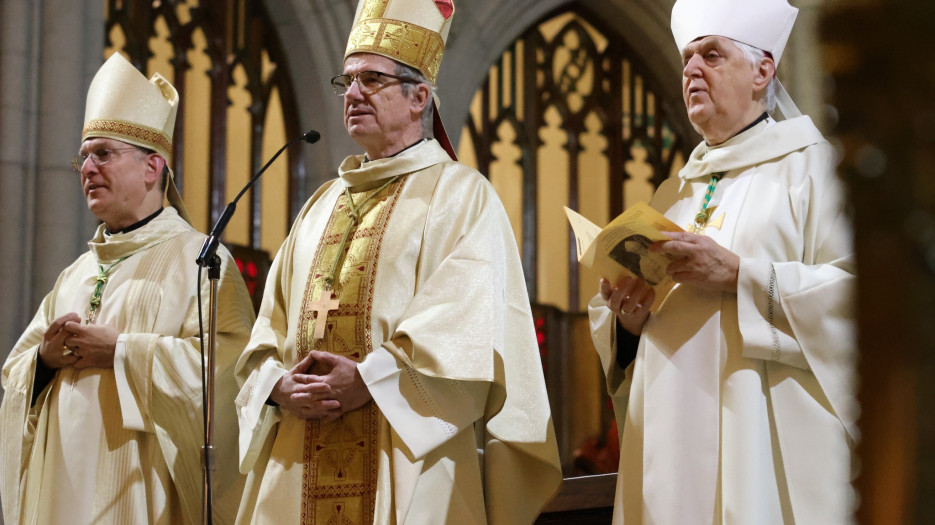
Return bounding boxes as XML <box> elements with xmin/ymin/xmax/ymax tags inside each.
<box><xmin>82</xmin><ymin>118</ymin><xmax>173</xmax><ymax>162</ymax></box>
<box><xmin>346</xmin><ymin>18</ymin><xmax>445</xmax><ymax>84</ymax></box>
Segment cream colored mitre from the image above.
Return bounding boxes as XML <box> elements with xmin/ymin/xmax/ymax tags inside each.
<box><xmin>670</xmin><ymin>0</ymin><xmax>802</xmax><ymax>119</ymax></box>
<box><xmin>82</xmin><ymin>53</ymin><xmax>191</xmax><ymax>223</ymax></box>
<box><xmin>670</xmin><ymin>0</ymin><xmax>798</xmax><ymax>65</ymax></box>
<box><xmin>345</xmin><ymin>0</ymin><xmax>455</xmax><ymax>84</ymax></box>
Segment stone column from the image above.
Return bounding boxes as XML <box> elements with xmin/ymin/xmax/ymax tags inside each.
<box><xmin>0</xmin><ymin>0</ymin><xmax>103</xmax><ymax>362</ymax></box>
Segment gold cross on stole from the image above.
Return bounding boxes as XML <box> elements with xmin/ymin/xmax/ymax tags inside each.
<box><xmin>687</xmin><ymin>207</ymin><xmax>725</xmax><ymax>235</ymax></box>
<box><xmin>309</xmin><ymin>289</ymin><xmax>339</xmax><ymax>340</ymax></box>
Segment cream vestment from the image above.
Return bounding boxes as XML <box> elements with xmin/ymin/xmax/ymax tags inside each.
<box><xmin>590</xmin><ymin>116</ymin><xmax>856</xmax><ymax>524</ymax></box>
<box><xmin>0</xmin><ymin>208</ymin><xmax>254</xmax><ymax>524</ymax></box>
<box><xmin>235</xmin><ymin>140</ymin><xmax>561</xmax><ymax>524</ymax></box>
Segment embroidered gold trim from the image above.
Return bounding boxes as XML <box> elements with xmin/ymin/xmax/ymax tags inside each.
<box><xmin>359</xmin><ymin>0</ymin><xmax>389</xmax><ymax>20</ymax></box>
<box><xmin>346</xmin><ymin>18</ymin><xmax>445</xmax><ymax>83</ymax></box>
<box><xmin>82</xmin><ymin>119</ymin><xmax>172</xmax><ymax>158</ymax></box>
<box><xmin>296</xmin><ymin>177</ymin><xmax>407</xmax><ymax>524</ymax></box>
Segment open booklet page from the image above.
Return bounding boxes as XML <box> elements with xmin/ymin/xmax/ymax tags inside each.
<box><xmin>564</xmin><ymin>202</ymin><xmax>684</xmax><ymax>311</ymax></box>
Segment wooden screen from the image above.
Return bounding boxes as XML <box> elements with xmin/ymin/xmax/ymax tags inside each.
<box><xmin>104</xmin><ymin>0</ymin><xmax>301</xmax><ymax>258</ymax></box>
<box><xmin>458</xmin><ymin>7</ymin><xmax>694</xmax><ymax>312</ymax></box>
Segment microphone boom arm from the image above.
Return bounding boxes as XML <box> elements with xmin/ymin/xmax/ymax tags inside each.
<box><xmin>196</xmin><ymin>129</ymin><xmax>320</xmax><ymax>266</ymax></box>
<box><xmin>192</xmin><ymin>129</ymin><xmax>318</xmax><ymax>525</ymax></box>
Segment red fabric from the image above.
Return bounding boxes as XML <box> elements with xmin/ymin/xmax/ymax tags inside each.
<box><xmin>432</xmin><ymin>99</ymin><xmax>458</xmax><ymax>161</ymax></box>
<box><xmin>434</xmin><ymin>0</ymin><xmax>454</xmax><ymax>19</ymax></box>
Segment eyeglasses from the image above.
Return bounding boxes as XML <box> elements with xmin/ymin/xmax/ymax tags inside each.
<box><xmin>330</xmin><ymin>70</ymin><xmax>418</xmax><ymax>96</ymax></box>
<box><xmin>72</xmin><ymin>147</ymin><xmax>141</xmax><ymax>172</ymax></box>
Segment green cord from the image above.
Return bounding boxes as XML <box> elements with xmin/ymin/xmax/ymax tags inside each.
<box><xmin>694</xmin><ymin>172</ymin><xmax>723</xmax><ymax>227</ymax></box>
<box><xmin>87</xmin><ymin>255</ymin><xmax>129</xmax><ymax>323</ymax></box>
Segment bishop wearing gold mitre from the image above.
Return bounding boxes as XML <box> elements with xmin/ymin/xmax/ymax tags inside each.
<box><xmin>233</xmin><ymin>1</ymin><xmax>562</xmax><ymax>524</ymax></box>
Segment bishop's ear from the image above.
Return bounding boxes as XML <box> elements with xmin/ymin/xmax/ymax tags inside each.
<box><xmin>753</xmin><ymin>56</ymin><xmax>776</xmax><ymax>91</ymax></box>
<box><xmin>143</xmin><ymin>153</ymin><xmax>167</xmax><ymax>185</ymax></box>
<box><xmin>408</xmin><ymin>82</ymin><xmax>432</xmax><ymax>116</ymax></box>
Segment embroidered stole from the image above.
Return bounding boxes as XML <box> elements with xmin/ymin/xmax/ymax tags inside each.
<box><xmin>295</xmin><ymin>177</ymin><xmax>406</xmax><ymax>524</ymax></box>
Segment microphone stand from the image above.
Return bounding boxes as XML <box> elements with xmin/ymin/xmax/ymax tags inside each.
<box><xmin>195</xmin><ymin>130</ymin><xmax>320</xmax><ymax>525</ymax></box>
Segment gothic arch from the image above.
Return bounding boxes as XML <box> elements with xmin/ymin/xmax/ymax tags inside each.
<box><xmin>456</xmin><ymin>4</ymin><xmax>695</xmax><ymax>311</ymax></box>
<box><xmin>439</xmin><ymin>0</ymin><xmax>690</xmax><ymax>149</ymax></box>
<box><xmin>260</xmin><ymin>0</ymin><xmax>690</xmax><ymax>164</ymax></box>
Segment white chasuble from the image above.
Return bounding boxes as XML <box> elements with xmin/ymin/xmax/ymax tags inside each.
<box><xmin>235</xmin><ymin>140</ymin><xmax>562</xmax><ymax>525</ymax></box>
<box><xmin>0</xmin><ymin>207</ymin><xmax>254</xmax><ymax>525</ymax></box>
<box><xmin>590</xmin><ymin>116</ymin><xmax>857</xmax><ymax>525</ymax></box>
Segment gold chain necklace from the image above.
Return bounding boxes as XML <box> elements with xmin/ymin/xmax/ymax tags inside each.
<box><xmin>86</xmin><ymin>256</ymin><xmax>129</xmax><ymax>323</ymax></box>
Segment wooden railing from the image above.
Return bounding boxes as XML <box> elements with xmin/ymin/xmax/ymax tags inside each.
<box><xmin>535</xmin><ymin>474</ymin><xmax>616</xmax><ymax>524</ymax></box>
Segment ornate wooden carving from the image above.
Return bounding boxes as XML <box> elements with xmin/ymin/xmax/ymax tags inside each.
<box><xmin>104</xmin><ymin>0</ymin><xmax>301</xmax><ymax>246</ymax></box>
<box><xmin>462</xmin><ymin>6</ymin><xmax>694</xmax><ymax>309</ymax></box>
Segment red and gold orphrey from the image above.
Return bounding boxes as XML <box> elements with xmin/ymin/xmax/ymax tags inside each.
<box><xmin>295</xmin><ymin>177</ymin><xmax>406</xmax><ymax>524</ymax></box>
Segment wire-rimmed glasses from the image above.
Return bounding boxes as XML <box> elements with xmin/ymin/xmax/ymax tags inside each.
<box><xmin>330</xmin><ymin>70</ymin><xmax>419</xmax><ymax>96</ymax></box>
<box><xmin>72</xmin><ymin>147</ymin><xmax>141</xmax><ymax>172</ymax></box>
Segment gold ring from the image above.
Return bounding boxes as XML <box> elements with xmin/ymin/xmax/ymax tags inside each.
<box><xmin>62</xmin><ymin>344</ymin><xmax>73</xmax><ymax>356</ymax></box>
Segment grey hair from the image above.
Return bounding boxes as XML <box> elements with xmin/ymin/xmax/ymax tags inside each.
<box><xmin>395</xmin><ymin>61</ymin><xmax>436</xmax><ymax>137</ymax></box>
<box><xmin>731</xmin><ymin>40</ymin><xmax>778</xmax><ymax>113</ymax></box>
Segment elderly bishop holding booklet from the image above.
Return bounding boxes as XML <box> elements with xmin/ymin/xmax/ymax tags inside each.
<box><xmin>0</xmin><ymin>53</ymin><xmax>254</xmax><ymax>524</ymax></box>
<box><xmin>233</xmin><ymin>0</ymin><xmax>561</xmax><ymax>523</ymax></box>
<box><xmin>589</xmin><ymin>0</ymin><xmax>857</xmax><ymax>523</ymax></box>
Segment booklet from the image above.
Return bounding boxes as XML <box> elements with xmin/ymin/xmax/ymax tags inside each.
<box><xmin>564</xmin><ymin>202</ymin><xmax>683</xmax><ymax>310</ymax></box>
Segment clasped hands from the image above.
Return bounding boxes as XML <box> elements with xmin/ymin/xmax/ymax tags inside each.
<box><xmin>38</xmin><ymin>313</ymin><xmax>119</xmax><ymax>370</ymax></box>
<box><xmin>602</xmin><ymin>231</ymin><xmax>739</xmax><ymax>335</ymax></box>
<box><xmin>271</xmin><ymin>351</ymin><xmax>372</xmax><ymax>422</ymax></box>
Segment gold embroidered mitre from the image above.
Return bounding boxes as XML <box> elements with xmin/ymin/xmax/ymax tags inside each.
<box><xmin>345</xmin><ymin>0</ymin><xmax>455</xmax><ymax>84</ymax></box>
<box><xmin>83</xmin><ymin>53</ymin><xmax>177</xmax><ymax>164</ymax></box>
<box><xmin>82</xmin><ymin>53</ymin><xmax>191</xmax><ymax>223</ymax></box>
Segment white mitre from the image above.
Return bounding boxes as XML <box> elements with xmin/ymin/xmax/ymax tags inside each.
<box><xmin>671</xmin><ymin>0</ymin><xmax>802</xmax><ymax>119</ymax></box>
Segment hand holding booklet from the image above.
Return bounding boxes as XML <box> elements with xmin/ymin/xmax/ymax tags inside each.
<box><xmin>564</xmin><ymin>202</ymin><xmax>684</xmax><ymax>311</ymax></box>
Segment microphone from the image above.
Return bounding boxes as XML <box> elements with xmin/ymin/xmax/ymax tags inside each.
<box><xmin>196</xmin><ymin>130</ymin><xmax>321</xmax><ymax>266</ymax></box>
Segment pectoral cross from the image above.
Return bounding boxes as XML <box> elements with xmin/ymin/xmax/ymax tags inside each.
<box><xmin>86</xmin><ymin>256</ymin><xmax>128</xmax><ymax>323</ymax></box>
<box><xmin>309</xmin><ymin>289</ymin><xmax>340</xmax><ymax>340</ymax></box>
<box><xmin>687</xmin><ymin>207</ymin><xmax>725</xmax><ymax>235</ymax></box>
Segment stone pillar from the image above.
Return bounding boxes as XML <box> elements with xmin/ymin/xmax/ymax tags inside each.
<box><xmin>0</xmin><ymin>0</ymin><xmax>103</xmax><ymax>362</ymax></box>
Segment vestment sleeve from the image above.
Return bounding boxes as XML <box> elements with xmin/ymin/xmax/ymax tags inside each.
<box><xmin>588</xmin><ymin>294</ymin><xmax>634</xmax><ymax>436</ymax></box>
<box><xmin>233</xmin><ymin>180</ymin><xmax>337</xmax><ymax>474</ymax></box>
<box><xmin>376</xmin><ymin>172</ymin><xmax>562</xmax><ymax>523</ymax></box>
<box><xmin>369</xmin><ymin>182</ymin><xmax>507</xmax><ymax>454</ymax></box>
<box><xmin>359</xmin><ymin>345</ymin><xmax>490</xmax><ymax>459</ymax></box>
<box><xmin>0</xmin><ymin>271</ymin><xmax>67</xmax><ymax>525</ymax></box>
<box><xmin>735</xmin><ymin>163</ymin><xmax>857</xmax><ymax>438</ymax></box>
<box><xmin>110</xmin><ymin>240</ymin><xmax>254</xmax><ymax>523</ymax></box>
<box><xmin>233</xmin><ymin>234</ymin><xmax>298</xmax><ymax>475</ymax></box>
